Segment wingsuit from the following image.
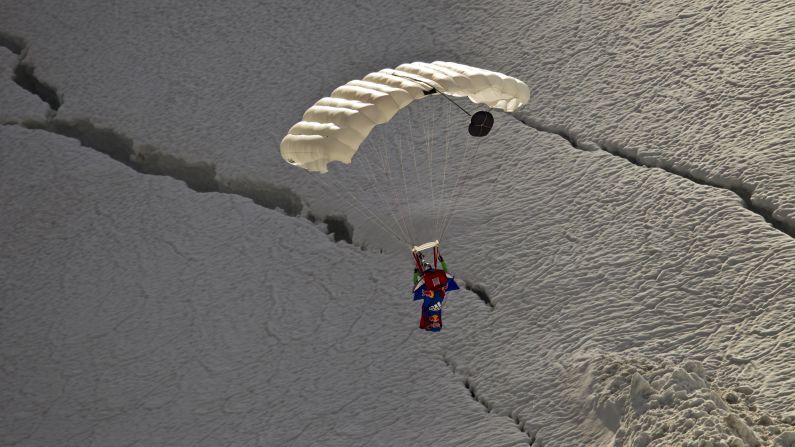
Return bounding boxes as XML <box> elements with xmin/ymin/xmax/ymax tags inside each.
<box><xmin>412</xmin><ymin>255</ymin><xmax>459</xmax><ymax>332</ymax></box>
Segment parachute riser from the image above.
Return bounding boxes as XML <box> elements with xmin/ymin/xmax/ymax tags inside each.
<box><xmin>412</xmin><ymin>252</ymin><xmax>423</xmax><ymax>272</ymax></box>
<box><xmin>411</xmin><ymin>240</ymin><xmax>441</xmax><ymax>271</ymax></box>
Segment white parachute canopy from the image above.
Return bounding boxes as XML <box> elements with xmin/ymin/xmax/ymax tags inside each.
<box><xmin>280</xmin><ymin>61</ymin><xmax>530</xmax><ymax>173</ymax></box>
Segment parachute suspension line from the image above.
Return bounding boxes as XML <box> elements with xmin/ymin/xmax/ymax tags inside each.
<box><xmin>278</xmin><ymin>61</ymin><xmax>531</xmax><ymax>249</ymax></box>
<box><xmin>435</xmin><ymin>100</ymin><xmax>453</xmax><ymax>238</ymax></box>
<box><xmin>374</xmin><ymin>128</ymin><xmax>417</xmax><ymax>245</ymax></box>
<box><xmin>419</xmin><ymin>97</ymin><xmax>446</xmax><ymax>240</ymax></box>
<box><xmin>376</xmin><ymin>134</ymin><xmax>414</xmax><ymax>244</ymax></box>
<box><xmin>441</xmin><ymin>120</ymin><xmax>499</xmax><ymax>239</ymax></box>
<box><xmin>439</xmin><ymin>137</ymin><xmax>482</xmax><ymax>241</ymax></box>
<box><xmin>355</xmin><ymin>140</ymin><xmax>413</xmax><ymax>244</ymax></box>
<box><xmin>425</xmin><ymin>97</ymin><xmax>436</xmax><ymax>239</ymax></box>
<box><xmin>369</xmin><ymin>128</ymin><xmax>389</xmax><ymax>173</ymax></box>
<box><xmin>308</xmin><ymin>172</ymin><xmax>410</xmax><ymax>246</ymax></box>
<box><xmin>440</xmin><ymin>120</ymin><xmax>499</xmax><ymax>240</ymax></box>
<box><xmin>428</xmin><ymin>97</ymin><xmax>442</xmax><ymax>237</ymax></box>
<box><xmin>407</xmin><ymin>106</ymin><xmax>424</xmax><ymax>202</ymax></box>
<box><xmin>304</xmin><ymin>169</ymin><xmax>401</xmax><ymax>244</ymax></box>
<box><xmin>396</xmin><ymin>130</ymin><xmax>417</xmax><ymax>245</ymax></box>
<box><xmin>409</xmin><ymin>105</ymin><xmax>421</xmax><ymax>191</ymax></box>
<box><xmin>330</xmin><ymin>175</ymin><xmax>409</xmax><ymax>245</ymax></box>
<box><xmin>437</xmin><ymin>118</ymin><xmax>473</xmax><ymax>240</ymax></box>
<box><xmin>365</xmin><ymin>127</ymin><xmax>411</xmax><ymax>242</ymax></box>
<box><xmin>338</xmin><ymin>151</ymin><xmax>391</xmax><ymax>222</ymax></box>
<box><xmin>439</xmin><ymin>122</ymin><xmax>481</xmax><ymax>238</ymax></box>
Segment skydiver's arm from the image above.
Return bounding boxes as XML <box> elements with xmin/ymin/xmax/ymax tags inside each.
<box><xmin>413</xmin><ymin>269</ymin><xmax>420</xmax><ymax>286</ymax></box>
<box><xmin>439</xmin><ymin>255</ymin><xmax>448</xmax><ymax>273</ymax></box>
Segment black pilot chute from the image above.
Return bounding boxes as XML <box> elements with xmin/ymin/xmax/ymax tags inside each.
<box><xmin>468</xmin><ymin>110</ymin><xmax>494</xmax><ymax>137</ymax></box>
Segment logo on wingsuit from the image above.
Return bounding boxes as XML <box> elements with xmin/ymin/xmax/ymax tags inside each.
<box><xmin>428</xmin><ymin>302</ymin><xmax>442</xmax><ymax>311</ymax></box>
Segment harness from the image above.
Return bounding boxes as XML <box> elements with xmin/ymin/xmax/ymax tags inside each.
<box><xmin>412</xmin><ymin>241</ymin><xmax>448</xmax><ymax>292</ymax></box>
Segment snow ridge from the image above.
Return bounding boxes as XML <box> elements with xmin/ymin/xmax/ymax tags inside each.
<box><xmin>515</xmin><ymin>115</ymin><xmax>795</xmax><ymax>241</ymax></box>
<box><xmin>588</xmin><ymin>355</ymin><xmax>795</xmax><ymax>447</ymax></box>
<box><xmin>443</xmin><ymin>354</ymin><xmax>538</xmax><ymax>445</ymax></box>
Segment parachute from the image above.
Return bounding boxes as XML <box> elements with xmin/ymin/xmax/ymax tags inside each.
<box><xmin>280</xmin><ymin>61</ymin><xmax>530</xmax><ymax>173</ymax></box>
<box><xmin>280</xmin><ymin>61</ymin><xmax>530</xmax><ymax>249</ymax></box>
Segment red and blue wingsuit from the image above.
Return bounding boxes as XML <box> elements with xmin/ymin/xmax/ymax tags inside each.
<box><xmin>412</xmin><ymin>251</ymin><xmax>459</xmax><ymax>332</ymax></box>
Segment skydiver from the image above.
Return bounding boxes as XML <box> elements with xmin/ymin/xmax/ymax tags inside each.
<box><xmin>413</xmin><ymin>253</ymin><xmax>458</xmax><ymax>332</ymax></box>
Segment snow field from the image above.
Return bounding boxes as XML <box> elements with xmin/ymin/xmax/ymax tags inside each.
<box><xmin>0</xmin><ymin>125</ymin><xmax>530</xmax><ymax>446</ymax></box>
<box><xmin>1</xmin><ymin>0</ymin><xmax>794</xmax><ymax>445</ymax></box>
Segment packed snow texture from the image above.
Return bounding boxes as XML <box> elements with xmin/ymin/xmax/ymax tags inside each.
<box><xmin>0</xmin><ymin>126</ymin><xmax>529</xmax><ymax>447</ymax></box>
<box><xmin>1</xmin><ymin>1</ymin><xmax>794</xmax><ymax>446</ymax></box>
<box><xmin>1</xmin><ymin>0</ymin><xmax>793</xmax><ymax>230</ymax></box>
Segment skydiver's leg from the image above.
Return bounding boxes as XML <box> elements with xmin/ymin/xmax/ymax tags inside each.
<box><xmin>419</xmin><ymin>300</ymin><xmax>429</xmax><ymax>329</ymax></box>
<box><xmin>433</xmin><ymin>301</ymin><xmax>443</xmax><ymax>332</ymax></box>
<box><xmin>426</xmin><ymin>298</ymin><xmax>443</xmax><ymax>332</ymax></box>
<box><xmin>436</xmin><ymin>308</ymin><xmax>442</xmax><ymax>331</ymax></box>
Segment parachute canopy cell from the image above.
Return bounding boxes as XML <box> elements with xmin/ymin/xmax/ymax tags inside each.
<box><xmin>280</xmin><ymin>61</ymin><xmax>530</xmax><ymax>173</ymax></box>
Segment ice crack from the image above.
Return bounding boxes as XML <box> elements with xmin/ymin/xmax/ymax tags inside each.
<box><xmin>17</xmin><ymin>117</ymin><xmax>355</xmax><ymax>242</ymax></box>
<box><xmin>21</xmin><ymin>114</ymin><xmax>354</xmax><ymax>242</ymax></box>
<box><xmin>21</xmin><ymin>118</ymin><xmax>306</xmax><ymax>215</ymax></box>
<box><xmin>14</xmin><ymin>62</ymin><xmax>61</xmax><ymax>112</ymax></box>
<box><xmin>0</xmin><ymin>31</ymin><xmax>61</xmax><ymax>114</ymax></box>
<box><xmin>307</xmin><ymin>213</ymin><xmax>353</xmax><ymax>244</ymax></box>
<box><xmin>463</xmin><ymin>281</ymin><xmax>494</xmax><ymax>308</ymax></box>
<box><xmin>0</xmin><ymin>31</ymin><xmax>359</xmax><ymax>245</ymax></box>
<box><xmin>443</xmin><ymin>354</ymin><xmax>537</xmax><ymax>445</ymax></box>
<box><xmin>515</xmin><ymin>115</ymin><xmax>795</xmax><ymax>240</ymax></box>
<box><xmin>0</xmin><ymin>31</ymin><xmax>25</xmax><ymax>54</ymax></box>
